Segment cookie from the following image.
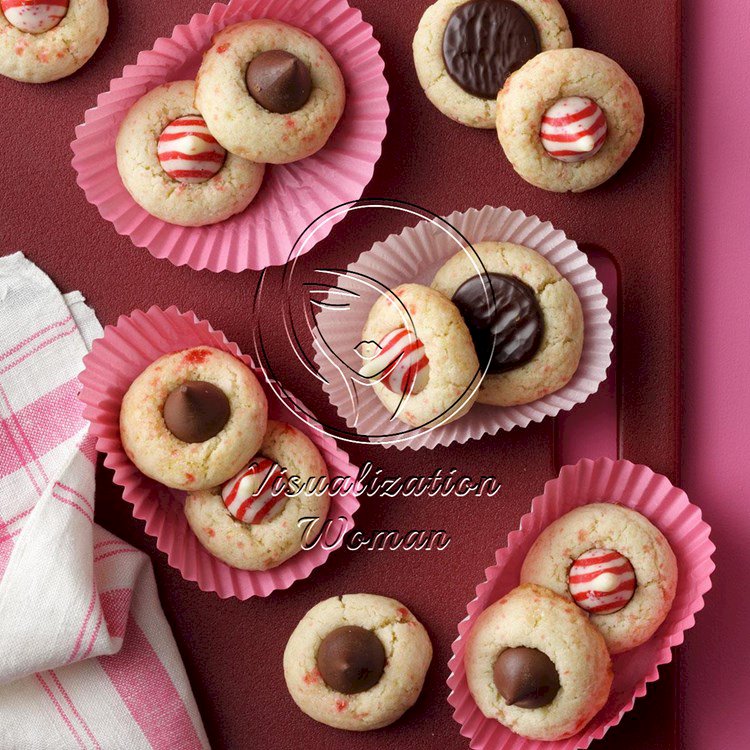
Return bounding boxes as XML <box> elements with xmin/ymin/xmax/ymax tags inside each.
<box><xmin>431</xmin><ymin>242</ymin><xmax>583</xmax><ymax>406</ymax></box>
<box><xmin>184</xmin><ymin>420</ymin><xmax>330</xmax><ymax>571</ymax></box>
<box><xmin>116</xmin><ymin>80</ymin><xmax>265</xmax><ymax>227</ymax></box>
<box><xmin>120</xmin><ymin>346</ymin><xmax>268</xmax><ymax>492</ymax></box>
<box><xmin>497</xmin><ymin>48</ymin><xmax>644</xmax><ymax>191</ymax></box>
<box><xmin>359</xmin><ymin>283</ymin><xmax>480</xmax><ymax>429</ymax></box>
<box><xmin>283</xmin><ymin>594</ymin><xmax>432</xmax><ymax>730</ymax></box>
<box><xmin>0</xmin><ymin>0</ymin><xmax>107</xmax><ymax>83</ymax></box>
<box><xmin>413</xmin><ymin>0</ymin><xmax>572</xmax><ymax>129</ymax></box>
<box><xmin>520</xmin><ymin>503</ymin><xmax>678</xmax><ymax>653</ymax></box>
<box><xmin>195</xmin><ymin>20</ymin><xmax>345</xmax><ymax>164</ymax></box>
<box><xmin>465</xmin><ymin>584</ymin><xmax>612</xmax><ymax>741</ymax></box>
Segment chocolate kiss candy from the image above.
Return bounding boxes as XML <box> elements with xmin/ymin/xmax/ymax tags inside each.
<box><xmin>493</xmin><ymin>647</ymin><xmax>560</xmax><ymax>708</ymax></box>
<box><xmin>316</xmin><ymin>626</ymin><xmax>386</xmax><ymax>694</ymax></box>
<box><xmin>162</xmin><ymin>381</ymin><xmax>230</xmax><ymax>443</ymax></box>
<box><xmin>246</xmin><ymin>50</ymin><xmax>313</xmax><ymax>114</ymax></box>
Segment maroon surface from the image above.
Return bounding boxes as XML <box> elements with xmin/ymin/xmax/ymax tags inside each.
<box><xmin>0</xmin><ymin>1</ymin><xmax>680</xmax><ymax>748</ymax></box>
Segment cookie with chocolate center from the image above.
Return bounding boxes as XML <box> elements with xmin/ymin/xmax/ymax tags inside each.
<box><xmin>431</xmin><ymin>241</ymin><xmax>583</xmax><ymax>407</ymax></box>
<box><xmin>413</xmin><ymin>0</ymin><xmax>571</xmax><ymax>128</ymax></box>
<box><xmin>465</xmin><ymin>584</ymin><xmax>612</xmax><ymax>741</ymax></box>
<box><xmin>284</xmin><ymin>594</ymin><xmax>432</xmax><ymax>731</ymax></box>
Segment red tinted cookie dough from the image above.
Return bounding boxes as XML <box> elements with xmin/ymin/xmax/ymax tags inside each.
<box><xmin>195</xmin><ymin>20</ymin><xmax>345</xmax><ymax>164</ymax></box>
<box><xmin>497</xmin><ymin>48</ymin><xmax>644</xmax><ymax>192</ymax></box>
<box><xmin>184</xmin><ymin>420</ymin><xmax>330</xmax><ymax>571</ymax></box>
<box><xmin>520</xmin><ymin>503</ymin><xmax>678</xmax><ymax>653</ymax></box>
<box><xmin>0</xmin><ymin>0</ymin><xmax>107</xmax><ymax>83</ymax></box>
<box><xmin>359</xmin><ymin>283</ymin><xmax>480</xmax><ymax>429</ymax></box>
<box><xmin>116</xmin><ymin>80</ymin><xmax>265</xmax><ymax>227</ymax></box>
<box><xmin>120</xmin><ymin>347</ymin><xmax>268</xmax><ymax>492</ymax></box>
<box><xmin>465</xmin><ymin>584</ymin><xmax>612</xmax><ymax>741</ymax></box>
<box><xmin>283</xmin><ymin>594</ymin><xmax>432</xmax><ymax>730</ymax></box>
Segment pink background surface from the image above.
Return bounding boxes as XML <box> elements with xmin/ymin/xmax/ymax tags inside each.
<box><xmin>681</xmin><ymin>2</ymin><xmax>750</xmax><ymax>747</ymax></box>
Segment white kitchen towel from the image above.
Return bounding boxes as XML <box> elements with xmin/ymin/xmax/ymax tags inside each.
<box><xmin>0</xmin><ymin>252</ymin><xmax>210</xmax><ymax>750</ymax></box>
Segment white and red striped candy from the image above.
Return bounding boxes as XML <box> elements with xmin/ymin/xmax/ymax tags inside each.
<box><xmin>1</xmin><ymin>0</ymin><xmax>68</xmax><ymax>33</ymax></box>
<box><xmin>540</xmin><ymin>96</ymin><xmax>608</xmax><ymax>163</ymax></box>
<box><xmin>359</xmin><ymin>328</ymin><xmax>430</xmax><ymax>396</ymax></box>
<box><xmin>568</xmin><ymin>548</ymin><xmax>636</xmax><ymax>615</ymax></box>
<box><xmin>221</xmin><ymin>457</ymin><xmax>288</xmax><ymax>525</ymax></box>
<box><xmin>157</xmin><ymin>116</ymin><xmax>226</xmax><ymax>184</ymax></box>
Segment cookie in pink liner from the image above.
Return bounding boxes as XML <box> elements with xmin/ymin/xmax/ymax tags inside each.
<box><xmin>78</xmin><ymin>306</ymin><xmax>360</xmax><ymax>599</ymax></box>
<box><xmin>70</xmin><ymin>0</ymin><xmax>388</xmax><ymax>273</ymax></box>
<box><xmin>447</xmin><ymin>458</ymin><xmax>715</xmax><ymax>750</ymax></box>
<box><xmin>312</xmin><ymin>204</ymin><xmax>613</xmax><ymax>450</ymax></box>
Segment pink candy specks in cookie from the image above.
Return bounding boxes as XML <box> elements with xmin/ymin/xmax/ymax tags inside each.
<box><xmin>359</xmin><ymin>328</ymin><xmax>430</xmax><ymax>396</ymax></box>
<box><xmin>568</xmin><ymin>548</ymin><xmax>636</xmax><ymax>615</ymax></box>
<box><xmin>540</xmin><ymin>96</ymin><xmax>607</xmax><ymax>163</ymax></box>
<box><xmin>157</xmin><ymin>116</ymin><xmax>226</xmax><ymax>184</ymax></box>
<box><xmin>222</xmin><ymin>457</ymin><xmax>288</xmax><ymax>524</ymax></box>
<box><xmin>1</xmin><ymin>0</ymin><xmax>68</xmax><ymax>33</ymax></box>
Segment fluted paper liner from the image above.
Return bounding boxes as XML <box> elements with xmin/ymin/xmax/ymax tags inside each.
<box><xmin>71</xmin><ymin>0</ymin><xmax>388</xmax><ymax>273</ymax></box>
<box><xmin>79</xmin><ymin>306</ymin><xmax>360</xmax><ymax>599</ymax></box>
<box><xmin>447</xmin><ymin>458</ymin><xmax>715</xmax><ymax>750</ymax></box>
<box><xmin>313</xmin><ymin>205</ymin><xmax>614</xmax><ymax>450</ymax></box>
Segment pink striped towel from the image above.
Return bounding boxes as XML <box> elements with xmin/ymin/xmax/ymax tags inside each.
<box><xmin>0</xmin><ymin>253</ymin><xmax>209</xmax><ymax>750</ymax></box>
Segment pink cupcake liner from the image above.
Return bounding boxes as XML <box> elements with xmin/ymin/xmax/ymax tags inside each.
<box><xmin>447</xmin><ymin>458</ymin><xmax>715</xmax><ymax>750</ymax></box>
<box><xmin>312</xmin><ymin>205</ymin><xmax>614</xmax><ymax>450</ymax></box>
<box><xmin>70</xmin><ymin>0</ymin><xmax>389</xmax><ymax>273</ymax></box>
<box><xmin>78</xmin><ymin>306</ymin><xmax>360</xmax><ymax>599</ymax></box>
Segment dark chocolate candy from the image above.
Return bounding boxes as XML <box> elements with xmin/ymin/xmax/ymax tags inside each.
<box><xmin>442</xmin><ymin>0</ymin><xmax>540</xmax><ymax>99</ymax></box>
<box><xmin>162</xmin><ymin>380</ymin><xmax>231</xmax><ymax>443</ymax></box>
<box><xmin>493</xmin><ymin>646</ymin><xmax>560</xmax><ymax>709</ymax></box>
<box><xmin>451</xmin><ymin>272</ymin><xmax>543</xmax><ymax>374</ymax></box>
<box><xmin>246</xmin><ymin>49</ymin><xmax>312</xmax><ymax>114</ymax></box>
<box><xmin>316</xmin><ymin>626</ymin><xmax>386</xmax><ymax>695</ymax></box>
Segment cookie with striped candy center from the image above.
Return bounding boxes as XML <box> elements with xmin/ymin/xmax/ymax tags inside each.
<box><xmin>496</xmin><ymin>48</ymin><xmax>644</xmax><ymax>192</ymax></box>
<box><xmin>115</xmin><ymin>80</ymin><xmax>265</xmax><ymax>227</ymax></box>
<box><xmin>0</xmin><ymin>0</ymin><xmax>108</xmax><ymax>84</ymax></box>
<box><xmin>358</xmin><ymin>283</ymin><xmax>480</xmax><ymax>429</ymax></box>
<box><xmin>520</xmin><ymin>503</ymin><xmax>678</xmax><ymax>653</ymax></box>
<box><xmin>184</xmin><ymin>419</ymin><xmax>330</xmax><ymax>571</ymax></box>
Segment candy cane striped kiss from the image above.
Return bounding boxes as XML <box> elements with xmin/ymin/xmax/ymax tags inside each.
<box><xmin>568</xmin><ymin>548</ymin><xmax>636</xmax><ymax>615</ymax></box>
<box><xmin>222</xmin><ymin>457</ymin><xmax>288</xmax><ymax>525</ymax></box>
<box><xmin>157</xmin><ymin>116</ymin><xmax>226</xmax><ymax>184</ymax></box>
<box><xmin>540</xmin><ymin>96</ymin><xmax>608</xmax><ymax>163</ymax></box>
<box><xmin>1</xmin><ymin>0</ymin><xmax>68</xmax><ymax>33</ymax></box>
<box><xmin>359</xmin><ymin>328</ymin><xmax>430</xmax><ymax>396</ymax></box>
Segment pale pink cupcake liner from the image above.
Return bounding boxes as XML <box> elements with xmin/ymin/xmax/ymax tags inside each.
<box><xmin>78</xmin><ymin>306</ymin><xmax>360</xmax><ymax>599</ymax></box>
<box><xmin>312</xmin><ymin>205</ymin><xmax>614</xmax><ymax>450</ymax></box>
<box><xmin>447</xmin><ymin>458</ymin><xmax>715</xmax><ymax>750</ymax></box>
<box><xmin>71</xmin><ymin>0</ymin><xmax>389</xmax><ymax>273</ymax></box>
